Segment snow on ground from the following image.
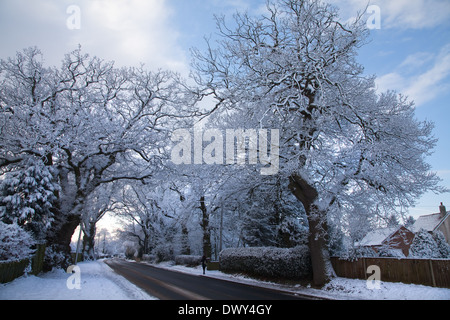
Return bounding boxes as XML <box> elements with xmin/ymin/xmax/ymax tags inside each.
<box><xmin>0</xmin><ymin>260</ymin><xmax>155</xmax><ymax>300</ymax></box>
<box><xmin>153</xmin><ymin>261</ymin><xmax>450</xmax><ymax>300</ymax></box>
<box><xmin>322</xmin><ymin>277</ymin><xmax>450</xmax><ymax>300</ymax></box>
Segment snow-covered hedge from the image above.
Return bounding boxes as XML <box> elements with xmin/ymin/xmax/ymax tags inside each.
<box><xmin>153</xmin><ymin>243</ymin><xmax>174</xmax><ymax>262</ymax></box>
<box><xmin>219</xmin><ymin>246</ymin><xmax>311</xmax><ymax>279</ymax></box>
<box><xmin>0</xmin><ymin>222</ymin><xmax>35</xmax><ymax>261</ymax></box>
<box><xmin>142</xmin><ymin>254</ymin><xmax>157</xmax><ymax>262</ymax></box>
<box><xmin>175</xmin><ymin>255</ymin><xmax>202</xmax><ymax>267</ymax></box>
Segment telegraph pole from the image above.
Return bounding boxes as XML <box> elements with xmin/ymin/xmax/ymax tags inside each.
<box><xmin>74</xmin><ymin>223</ymin><xmax>83</xmax><ymax>265</ymax></box>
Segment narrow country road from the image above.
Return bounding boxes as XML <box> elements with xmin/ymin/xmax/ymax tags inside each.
<box><xmin>105</xmin><ymin>259</ymin><xmax>310</xmax><ymax>300</ymax></box>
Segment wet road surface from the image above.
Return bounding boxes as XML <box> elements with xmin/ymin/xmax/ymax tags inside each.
<box><xmin>105</xmin><ymin>259</ymin><xmax>311</xmax><ymax>300</ymax></box>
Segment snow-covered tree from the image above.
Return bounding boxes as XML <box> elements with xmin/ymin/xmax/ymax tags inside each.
<box><xmin>410</xmin><ymin>229</ymin><xmax>440</xmax><ymax>258</ymax></box>
<box><xmin>238</xmin><ymin>178</ymin><xmax>308</xmax><ymax>248</ymax></box>
<box><xmin>0</xmin><ymin>47</ymin><xmax>200</xmax><ymax>268</ymax></box>
<box><xmin>80</xmin><ymin>184</ymin><xmax>120</xmax><ymax>259</ymax></box>
<box><xmin>434</xmin><ymin>231</ymin><xmax>450</xmax><ymax>259</ymax></box>
<box><xmin>410</xmin><ymin>229</ymin><xmax>450</xmax><ymax>259</ymax></box>
<box><xmin>95</xmin><ymin>228</ymin><xmax>111</xmax><ymax>256</ymax></box>
<box><xmin>0</xmin><ymin>159</ymin><xmax>59</xmax><ymax>240</ymax></box>
<box><xmin>117</xmin><ymin>182</ymin><xmax>182</xmax><ymax>258</ymax></box>
<box><xmin>0</xmin><ymin>221</ymin><xmax>35</xmax><ymax>261</ymax></box>
<box><xmin>404</xmin><ymin>216</ymin><xmax>416</xmax><ymax>229</ymax></box>
<box><xmin>191</xmin><ymin>0</ymin><xmax>445</xmax><ymax>285</ymax></box>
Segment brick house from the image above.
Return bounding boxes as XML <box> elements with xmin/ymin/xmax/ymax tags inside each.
<box><xmin>411</xmin><ymin>202</ymin><xmax>450</xmax><ymax>245</ymax></box>
<box><xmin>356</xmin><ymin>226</ymin><xmax>415</xmax><ymax>257</ymax></box>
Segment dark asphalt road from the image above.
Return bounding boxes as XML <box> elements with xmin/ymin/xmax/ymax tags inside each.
<box><xmin>105</xmin><ymin>259</ymin><xmax>310</xmax><ymax>300</ymax></box>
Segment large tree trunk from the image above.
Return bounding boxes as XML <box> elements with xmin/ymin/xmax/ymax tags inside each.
<box><xmin>289</xmin><ymin>174</ymin><xmax>335</xmax><ymax>286</ymax></box>
<box><xmin>82</xmin><ymin>221</ymin><xmax>97</xmax><ymax>260</ymax></box>
<box><xmin>44</xmin><ymin>213</ymin><xmax>81</xmax><ymax>271</ymax></box>
<box><xmin>180</xmin><ymin>223</ymin><xmax>191</xmax><ymax>255</ymax></box>
<box><xmin>43</xmin><ymin>166</ymin><xmax>82</xmax><ymax>270</ymax></box>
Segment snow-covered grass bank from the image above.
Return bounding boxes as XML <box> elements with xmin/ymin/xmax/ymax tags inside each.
<box><xmin>152</xmin><ymin>262</ymin><xmax>450</xmax><ymax>300</ymax></box>
<box><xmin>0</xmin><ymin>260</ymin><xmax>154</xmax><ymax>300</ymax></box>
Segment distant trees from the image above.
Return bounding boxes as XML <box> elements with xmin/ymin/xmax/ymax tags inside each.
<box><xmin>80</xmin><ymin>184</ymin><xmax>119</xmax><ymax>260</ymax></box>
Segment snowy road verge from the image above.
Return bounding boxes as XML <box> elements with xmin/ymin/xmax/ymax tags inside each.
<box><xmin>0</xmin><ymin>260</ymin><xmax>155</xmax><ymax>300</ymax></box>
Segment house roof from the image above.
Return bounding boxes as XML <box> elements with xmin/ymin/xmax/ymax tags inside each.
<box><xmin>357</xmin><ymin>227</ymin><xmax>398</xmax><ymax>247</ymax></box>
<box><xmin>411</xmin><ymin>212</ymin><xmax>449</xmax><ymax>233</ymax></box>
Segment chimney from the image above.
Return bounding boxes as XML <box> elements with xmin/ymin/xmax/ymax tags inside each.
<box><xmin>439</xmin><ymin>202</ymin><xmax>447</xmax><ymax>218</ymax></box>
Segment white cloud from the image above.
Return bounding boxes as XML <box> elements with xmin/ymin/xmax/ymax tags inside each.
<box><xmin>325</xmin><ymin>0</ymin><xmax>450</xmax><ymax>29</ymax></box>
<box><xmin>0</xmin><ymin>0</ymin><xmax>188</xmax><ymax>73</ymax></box>
<box><xmin>375</xmin><ymin>72</ymin><xmax>405</xmax><ymax>93</ymax></box>
<box><xmin>378</xmin><ymin>0</ymin><xmax>450</xmax><ymax>29</ymax></box>
<box><xmin>375</xmin><ymin>44</ymin><xmax>450</xmax><ymax>106</ymax></box>
<box><xmin>79</xmin><ymin>0</ymin><xmax>187</xmax><ymax>72</ymax></box>
<box><xmin>399</xmin><ymin>52</ymin><xmax>435</xmax><ymax>70</ymax></box>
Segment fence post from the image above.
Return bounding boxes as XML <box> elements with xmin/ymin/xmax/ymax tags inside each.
<box><xmin>363</xmin><ymin>258</ymin><xmax>367</xmax><ymax>279</ymax></box>
<box><xmin>428</xmin><ymin>259</ymin><xmax>436</xmax><ymax>287</ymax></box>
<box><xmin>31</xmin><ymin>243</ymin><xmax>46</xmax><ymax>276</ymax></box>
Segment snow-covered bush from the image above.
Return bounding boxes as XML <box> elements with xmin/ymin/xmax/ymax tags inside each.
<box><xmin>0</xmin><ymin>159</ymin><xmax>59</xmax><ymax>239</ymax></box>
<box><xmin>219</xmin><ymin>246</ymin><xmax>311</xmax><ymax>279</ymax></box>
<box><xmin>125</xmin><ymin>247</ymin><xmax>136</xmax><ymax>260</ymax></box>
<box><xmin>175</xmin><ymin>255</ymin><xmax>202</xmax><ymax>267</ymax></box>
<box><xmin>0</xmin><ymin>222</ymin><xmax>36</xmax><ymax>261</ymax></box>
<box><xmin>434</xmin><ymin>231</ymin><xmax>450</xmax><ymax>258</ymax></box>
<box><xmin>153</xmin><ymin>243</ymin><xmax>174</xmax><ymax>262</ymax></box>
<box><xmin>377</xmin><ymin>246</ymin><xmax>406</xmax><ymax>258</ymax></box>
<box><xmin>43</xmin><ymin>245</ymin><xmax>72</xmax><ymax>271</ymax></box>
<box><xmin>340</xmin><ymin>246</ymin><xmax>378</xmax><ymax>261</ymax></box>
<box><xmin>410</xmin><ymin>229</ymin><xmax>450</xmax><ymax>259</ymax></box>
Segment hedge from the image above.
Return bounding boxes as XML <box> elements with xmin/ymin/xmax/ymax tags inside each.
<box><xmin>175</xmin><ymin>255</ymin><xmax>202</xmax><ymax>267</ymax></box>
<box><xmin>219</xmin><ymin>246</ymin><xmax>312</xmax><ymax>280</ymax></box>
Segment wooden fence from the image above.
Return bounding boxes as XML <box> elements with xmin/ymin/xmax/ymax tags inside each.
<box><xmin>0</xmin><ymin>243</ymin><xmax>46</xmax><ymax>284</ymax></box>
<box><xmin>331</xmin><ymin>257</ymin><xmax>450</xmax><ymax>288</ymax></box>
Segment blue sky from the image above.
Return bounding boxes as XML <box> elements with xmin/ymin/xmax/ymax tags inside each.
<box><xmin>0</xmin><ymin>0</ymin><xmax>449</xmax><ymax>219</ymax></box>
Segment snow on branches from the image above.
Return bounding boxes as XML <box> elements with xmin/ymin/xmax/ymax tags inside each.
<box><xmin>0</xmin><ymin>159</ymin><xmax>58</xmax><ymax>240</ymax></box>
<box><xmin>0</xmin><ymin>222</ymin><xmax>35</xmax><ymax>262</ymax></box>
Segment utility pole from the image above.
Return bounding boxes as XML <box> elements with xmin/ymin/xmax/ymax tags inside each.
<box><xmin>74</xmin><ymin>223</ymin><xmax>83</xmax><ymax>265</ymax></box>
<box><xmin>219</xmin><ymin>206</ymin><xmax>223</xmax><ymax>254</ymax></box>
